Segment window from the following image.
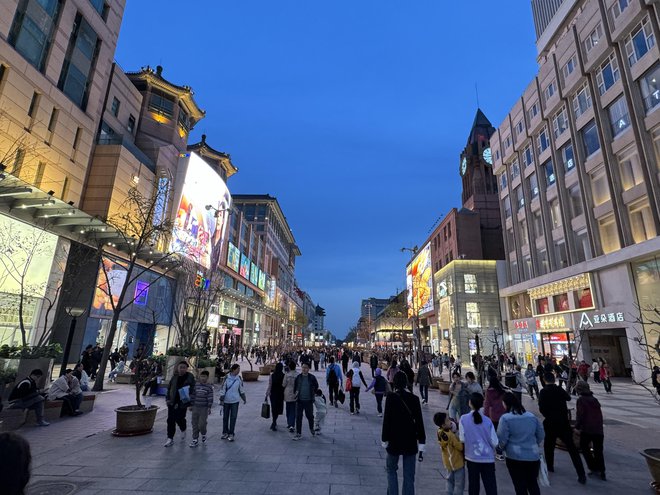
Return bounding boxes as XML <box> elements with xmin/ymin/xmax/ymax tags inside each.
<box><xmin>537</xmin><ymin>127</ymin><xmax>550</xmax><ymax>154</ymax></box>
<box><xmin>47</xmin><ymin>107</ymin><xmax>58</xmax><ymax>132</ymax></box>
<box><xmin>520</xmin><ymin>220</ymin><xmax>529</xmax><ymax>246</ymax></box>
<box><xmin>506</xmin><ymin>228</ymin><xmax>515</xmax><ymax>249</ymax></box>
<box><xmin>466</xmin><ymin>302</ymin><xmax>481</xmax><ymax>328</ymax></box>
<box><xmin>533</xmin><ymin>210</ymin><xmax>543</xmax><ymax>239</ymax></box>
<box><xmin>582</xmin><ymin>120</ymin><xmax>600</xmax><ymax>156</ymax></box>
<box><xmin>629</xmin><ymin>200</ymin><xmax>657</xmax><ymax>243</ymax></box>
<box><xmin>536</xmin><ymin>297</ymin><xmax>550</xmax><ymax>314</ymax></box>
<box><xmin>523</xmin><ymin>144</ymin><xmax>534</xmax><ymax>168</ymax></box>
<box><xmin>562</xmin><ymin>56</ymin><xmax>577</xmax><ymax>79</ymax></box>
<box><xmin>578</xmin><ymin>287</ymin><xmax>593</xmax><ymax>308</ymax></box>
<box><xmin>111</xmin><ymin>97</ymin><xmax>120</xmax><ymax>117</ymax></box>
<box><xmin>574</xmin><ymin>229</ymin><xmax>591</xmax><ymax>262</ymax></box>
<box><xmin>523</xmin><ymin>255</ymin><xmax>532</xmax><ymax>280</ymax></box>
<box><xmin>504</xmin><ymin>196</ymin><xmax>512</xmax><ymax>219</ymax></box>
<box><xmin>500</xmin><ymin>173</ymin><xmax>508</xmax><ymax>190</ymax></box>
<box><xmin>555</xmin><ymin>241</ymin><xmax>569</xmax><ymax>269</ymax></box>
<box><xmin>596</xmin><ymin>55</ymin><xmax>620</xmax><ymax>95</ymax></box>
<box><xmin>528</xmin><ymin>101</ymin><xmax>540</xmax><ymax>121</ymax></box>
<box><xmin>89</xmin><ymin>0</ymin><xmax>109</xmax><ymax>19</ymax></box>
<box><xmin>538</xmin><ymin>250</ymin><xmax>549</xmax><ymax>275</ymax></box>
<box><xmin>626</xmin><ymin>18</ymin><xmax>655</xmax><ymax>66</ymax></box>
<box><xmin>528</xmin><ymin>173</ymin><xmax>539</xmax><ymax>198</ymax></box>
<box><xmin>504</xmin><ymin>135</ymin><xmax>512</xmax><ymax>150</ymax></box>
<box><xmin>58</xmin><ymin>14</ymin><xmax>100</xmax><ymax>110</ymax></box>
<box><xmin>12</xmin><ymin>148</ymin><xmax>25</xmax><ymax>176</ymax></box>
<box><xmin>553</xmin><ymin>107</ymin><xmax>568</xmax><ymax>138</ymax></box>
<box><xmin>561</xmin><ymin>142</ymin><xmax>575</xmax><ymax>173</ymax></box>
<box><xmin>640</xmin><ymin>63</ymin><xmax>660</xmax><ymax>112</ymax></box>
<box><xmin>654</xmin><ymin>127</ymin><xmax>660</xmax><ymax>172</ymax></box>
<box><xmin>464</xmin><ymin>274</ymin><xmax>478</xmax><ymax>294</ymax></box>
<box><xmin>544</xmin><ymin>80</ymin><xmax>556</xmax><ymax>102</ymax></box>
<box><xmin>511</xmin><ymin>260</ymin><xmax>520</xmax><ymax>285</ymax></box>
<box><xmin>569</xmin><ymin>185</ymin><xmax>583</xmax><ymax>217</ymax></box>
<box><xmin>553</xmin><ymin>291</ymin><xmax>570</xmax><ymax>310</ymax></box>
<box><xmin>610</xmin><ymin>0</ymin><xmax>630</xmax><ymax>20</ymax></box>
<box><xmin>72</xmin><ymin>127</ymin><xmax>82</xmax><ymax>150</ymax></box>
<box><xmin>544</xmin><ymin>159</ymin><xmax>556</xmax><ymax>186</ymax></box>
<box><xmin>34</xmin><ymin>161</ymin><xmax>45</xmax><ymax>188</ymax></box>
<box><xmin>177</xmin><ymin>104</ymin><xmax>190</xmax><ymax>135</ymax></box>
<box><xmin>515</xmin><ymin>119</ymin><xmax>524</xmax><ymax>137</ymax></box>
<box><xmin>550</xmin><ymin>199</ymin><xmax>562</xmax><ymax>228</ymax></box>
<box><xmin>591</xmin><ymin>167</ymin><xmax>610</xmax><ymax>206</ymax></box>
<box><xmin>608</xmin><ymin>96</ymin><xmax>630</xmax><ymax>137</ymax></box>
<box><xmin>148</xmin><ymin>89</ymin><xmax>175</xmax><ymax>118</ymax></box>
<box><xmin>28</xmin><ymin>91</ymin><xmax>39</xmax><ymax>117</ymax></box>
<box><xmin>598</xmin><ymin>214</ymin><xmax>620</xmax><ymax>253</ymax></box>
<box><xmin>584</xmin><ymin>23</ymin><xmax>603</xmax><ymax>53</ymax></box>
<box><xmin>8</xmin><ymin>0</ymin><xmax>62</xmax><ymax>71</ymax></box>
<box><xmin>618</xmin><ymin>146</ymin><xmax>644</xmax><ymax>191</ymax></box>
<box><xmin>61</xmin><ymin>176</ymin><xmax>69</xmax><ymax>201</ymax></box>
<box><xmin>511</xmin><ymin>159</ymin><xmax>520</xmax><ymax>179</ymax></box>
<box><xmin>516</xmin><ymin>187</ymin><xmax>525</xmax><ymax>211</ymax></box>
<box><xmin>127</xmin><ymin>114</ymin><xmax>136</xmax><ymax>133</ymax></box>
<box><xmin>573</xmin><ymin>84</ymin><xmax>592</xmax><ymax>117</ymax></box>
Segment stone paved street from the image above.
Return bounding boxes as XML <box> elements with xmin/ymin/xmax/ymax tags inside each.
<box><xmin>19</xmin><ymin>363</ymin><xmax>658</xmax><ymax>495</ymax></box>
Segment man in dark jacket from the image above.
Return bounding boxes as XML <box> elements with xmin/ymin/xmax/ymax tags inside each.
<box><xmin>382</xmin><ymin>371</ymin><xmax>425</xmax><ymax>495</ymax></box>
<box><xmin>164</xmin><ymin>361</ymin><xmax>195</xmax><ymax>447</ymax></box>
<box><xmin>341</xmin><ymin>350</ymin><xmax>350</xmax><ymax>375</ymax></box>
<box><xmin>370</xmin><ymin>353</ymin><xmax>379</xmax><ymax>378</ymax></box>
<box><xmin>292</xmin><ymin>363</ymin><xmax>319</xmax><ymax>440</ymax></box>
<box><xmin>8</xmin><ymin>369</ymin><xmax>49</xmax><ymax>426</ymax></box>
<box><xmin>538</xmin><ymin>372</ymin><xmax>586</xmax><ymax>484</ymax></box>
<box><xmin>575</xmin><ymin>381</ymin><xmax>606</xmax><ymax>480</ymax></box>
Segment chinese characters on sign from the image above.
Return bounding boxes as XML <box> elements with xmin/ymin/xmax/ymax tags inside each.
<box><xmin>579</xmin><ymin>311</ymin><xmax>624</xmax><ymax>328</ymax></box>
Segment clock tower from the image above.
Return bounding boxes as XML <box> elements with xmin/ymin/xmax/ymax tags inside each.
<box><xmin>459</xmin><ymin>109</ymin><xmax>504</xmax><ymax>260</ymax></box>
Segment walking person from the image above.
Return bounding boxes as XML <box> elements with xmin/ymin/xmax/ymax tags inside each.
<box><xmin>447</xmin><ymin>372</ymin><xmax>467</xmax><ymax>421</ymax></box>
<box><xmin>219</xmin><ymin>364</ymin><xmax>246</xmax><ymax>442</ymax></box>
<box><xmin>292</xmin><ymin>363</ymin><xmax>319</xmax><ymax>440</ymax></box>
<box><xmin>313</xmin><ymin>388</ymin><xmax>327</xmax><ymax>434</ymax></box>
<box><xmin>326</xmin><ymin>356</ymin><xmax>342</xmax><ymax>407</ymax></box>
<box><xmin>164</xmin><ymin>361</ymin><xmax>195</xmax><ymax>447</ymax></box>
<box><xmin>459</xmin><ymin>393</ymin><xmax>498</xmax><ymax>495</ymax></box>
<box><xmin>592</xmin><ymin>359</ymin><xmax>601</xmax><ymax>383</ymax></box>
<box><xmin>370</xmin><ymin>352</ymin><xmax>379</xmax><ymax>378</ymax></box>
<box><xmin>538</xmin><ymin>372</ymin><xmax>586</xmax><ymax>484</ymax></box>
<box><xmin>266</xmin><ymin>362</ymin><xmax>285</xmax><ymax>431</ymax></box>
<box><xmin>283</xmin><ymin>360</ymin><xmax>298</xmax><ymax>432</ymax></box>
<box><xmin>483</xmin><ymin>375</ymin><xmax>506</xmax><ymax>461</ymax></box>
<box><xmin>511</xmin><ymin>365</ymin><xmax>525</xmax><ymax>404</ymax></box>
<box><xmin>497</xmin><ymin>392</ymin><xmax>544</xmax><ymax>495</ymax></box>
<box><xmin>386</xmin><ymin>359</ymin><xmax>399</xmax><ymax>385</ymax></box>
<box><xmin>347</xmin><ymin>361</ymin><xmax>368</xmax><ymax>414</ymax></box>
<box><xmin>366</xmin><ymin>367</ymin><xmax>390</xmax><ymax>417</ymax></box>
<box><xmin>575</xmin><ymin>381</ymin><xmax>606</xmax><ymax>480</ymax></box>
<box><xmin>416</xmin><ymin>360</ymin><xmax>432</xmax><ymax>405</ymax></box>
<box><xmin>435</xmin><ymin>411</ymin><xmax>464</xmax><ymax>495</ymax></box>
<box><xmin>189</xmin><ymin>370</ymin><xmax>213</xmax><ymax>447</ymax></box>
<box><xmin>465</xmin><ymin>371</ymin><xmax>483</xmax><ymax>397</ymax></box>
<box><xmin>382</xmin><ymin>371</ymin><xmax>426</xmax><ymax>495</ymax></box>
<box><xmin>525</xmin><ymin>364</ymin><xmax>539</xmax><ymax>400</ymax></box>
<box><xmin>341</xmin><ymin>350</ymin><xmax>350</xmax><ymax>375</ymax></box>
<box><xmin>599</xmin><ymin>359</ymin><xmax>612</xmax><ymax>394</ymax></box>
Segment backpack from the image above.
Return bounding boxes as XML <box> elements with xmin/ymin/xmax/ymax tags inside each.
<box><xmin>328</xmin><ymin>365</ymin><xmax>339</xmax><ymax>384</ymax></box>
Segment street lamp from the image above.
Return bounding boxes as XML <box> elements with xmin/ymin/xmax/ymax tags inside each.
<box><xmin>205</xmin><ymin>204</ymin><xmax>229</xmax><ymax>218</ymax></box>
<box><xmin>61</xmin><ymin>306</ymin><xmax>86</xmax><ymax>376</ymax></box>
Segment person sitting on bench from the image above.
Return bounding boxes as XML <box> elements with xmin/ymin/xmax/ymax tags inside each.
<box><xmin>7</xmin><ymin>369</ymin><xmax>50</xmax><ymax>426</ymax></box>
<box><xmin>48</xmin><ymin>370</ymin><xmax>83</xmax><ymax>416</ymax></box>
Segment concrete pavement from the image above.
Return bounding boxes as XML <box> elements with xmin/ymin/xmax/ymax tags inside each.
<box><xmin>19</xmin><ymin>362</ymin><xmax>658</xmax><ymax>494</ymax></box>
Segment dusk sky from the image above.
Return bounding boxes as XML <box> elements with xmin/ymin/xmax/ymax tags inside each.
<box><xmin>115</xmin><ymin>1</ymin><xmax>539</xmax><ymax>338</ymax></box>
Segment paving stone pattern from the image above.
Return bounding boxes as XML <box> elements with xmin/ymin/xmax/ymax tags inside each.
<box><xmin>20</xmin><ymin>363</ymin><xmax>657</xmax><ymax>494</ymax></box>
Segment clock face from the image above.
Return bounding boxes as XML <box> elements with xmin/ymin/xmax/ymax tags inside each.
<box><xmin>461</xmin><ymin>157</ymin><xmax>467</xmax><ymax>176</ymax></box>
<box><xmin>483</xmin><ymin>147</ymin><xmax>493</xmax><ymax>165</ymax></box>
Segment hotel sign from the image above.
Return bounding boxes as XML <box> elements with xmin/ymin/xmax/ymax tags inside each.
<box><xmin>578</xmin><ymin>311</ymin><xmax>624</xmax><ymax>328</ymax></box>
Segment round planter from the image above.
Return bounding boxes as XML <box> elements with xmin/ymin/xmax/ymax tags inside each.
<box><xmin>112</xmin><ymin>405</ymin><xmax>159</xmax><ymax>437</ymax></box>
<box><xmin>431</xmin><ymin>377</ymin><xmax>444</xmax><ymax>390</ymax></box>
<box><xmin>437</xmin><ymin>381</ymin><xmax>450</xmax><ymax>395</ymax></box>
<box><xmin>641</xmin><ymin>448</ymin><xmax>660</xmax><ymax>490</ymax></box>
<box><xmin>242</xmin><ymin>371</ymin><xmax>259</xmax><ymax>381</ymax></box>
<box><xmin>259</xmin><ymin>365</ymin><xmax>273</xmax><ymax>376</ymax></box>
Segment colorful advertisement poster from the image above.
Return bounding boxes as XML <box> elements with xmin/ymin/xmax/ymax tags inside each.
<box><xmin>227</xmin><ymin>242</ymin><xmax>240</xmax><ymax>272</ymax></box>
<box><xmin>406</xmin><ymin>243</ymin><xmax>434</xmax><ymax>317</ymax></box>
<box><xmin>250</xmin><ymin>262</ymin><xmax>259</xmax><ymax>285</ymax></box>
<box><xmin>170</xmin><ymin>152</ymin><xmax>231</xmax><ymax>269</ymax></box>
<box><xmin>239</xmin><ymin>254</ymin><xmax>250</xmax><ymax>279</ymax></box>
<box><xmin>257</xmin><ymin>270</ymin><xmax>266</xmax><ymax>291</ymax></box>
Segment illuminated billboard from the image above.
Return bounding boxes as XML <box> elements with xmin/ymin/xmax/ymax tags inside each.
<box><xmin>239</xmin><ymin>254</ymin><xmax>250</xmax><ymax>279</ymax></box>
<box><xmin>406</xmin><ymin>243</ymin><xmax>433</xmax><ymax>317</ymax></box>
<box><xmin>227</xmin><ymin>242</ymin><xmax>240</xmax><ymax>272</ymax></box>
<box><xmin>258</xmin><ymin>270</ymin><xmax>266</xmax><ymax>291</ymax></box>
<box><xmin>171</xmin><ymin>152</ymin><xmax>231</xmax><ymax>269</ymax></box>
<box><xmin>250</xmin><ymin>262</ymin><xmax>259</xmax><ymax>285</ymax></box>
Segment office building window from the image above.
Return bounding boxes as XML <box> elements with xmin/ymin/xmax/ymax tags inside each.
<box><xmin>538</xmin><ymin>250</ymin><xmax>549</xmax><ymax>275</ymax></box>
<box><xmin>608</xmin><ymin>96</ymin><xmax>630</xmax><ymax>137</ymax></box>
<box><xmin>596</xmin><ymin>54</ymin><xmax>620</xmax><ymax>95</ymax></box>
<box><xmin>544</xmin><ymin>159</ymin><xmax>556</xmax><ymax>187</ymax></box>
<box><xmin>618</xmin><ymin>146</ymin><xmax>644</xmax><ymax>191</ymax></box>
<box><xmin>111</xmin><ymin>97</ymin><xmax>120</xmax><ymax>117</ymax></box>
<box><xmin>562</xmin><ymin>55</ymin><xmax>576</xmax><ymax>79</ymax></box>
<box><xmin>516</xmin><ymin>187</ymin><xmax>525</xmax><ymax>211</ymax></box>
<box><xmin>523</xmin><ymin>255</ymin><xmax>532</xmax><ymax>280</ymax></box>
<box><xmin>590</xmin><ymin>166</ymin><xmax>610</xmax><ymax>206</ymax></box>
<box><xmin>47</xmin><ymin>107</ymin><xmax>58</xmax><ymax>132</ymax></box>
<box><xmin>72</xmin><ymin>127</ymin><xmax>82</xmax><ymax>150</ymax></box>
<box><xmin>12</xmin><ymin>148</ymin><xmax>25</xmax><ymax>176</ymax></box>
<box><xmin>34</xmin><ymin>161</ymin><xmax>45</xmax><ymax>188</ymax></box>
<box><xmin>561</xmin><ymin>142</ymin><xmax>575</xmax><ymax>173</ymax></box>
<box><xmin>148</xmin><ymin>89</ymin><xmax>175</xmax><ymax>118</ymax></box>
<box><xmin>127</xmin><ymin>114</ymin><xmax>136</xmax><ymax>133</ymax></box>
<box><xmin>515</xmin><ymin>119</ymin><xmax>524</xmax><ymax>138</ymax></box>
<box><xmin>598</xmin><ymin>214</ymin><xmax>620</xmax><ymax>253</ymax></box>
<box><xmin>528</xmin><ymin>101</ymin><xmax>540</xmax><ymax>121</ymax></box>
<box><xmin>653</xmin><ymin>127</ymin><xmax>660</xmax><ymax>172</ymax></box>
<box><xmin>553</xmin><ymin>107</ymin><xmax>568</xmax><ymax>138</ymax></box>
<box><xmin>504</xmin><ymin>135</ymin><xmax>512</xmax><ymax>150</ymax></box>
<box><xmin>511</xmin><ymin>159</ymin><xmax>520</xmax><ymax>179</ymax></box>
<box><xmin>550</xmin><ymin>199</ymin><xmax>562</xmax><ymax>229</ymax></box>
<box><xmin>466</xmin><ymin>302</ymin><xmax>481</xmax><ymax>328</ymax></box>
<box><xmin>58</xmin><ymin>13</ymin><xmax>100</xmax><ymax>110</ymax></box>
<box><xmin>511</xmin><ymin>260</ymin><xmax>520</xmax><ymax>285</ymax></box>
<box><xmin>640</xmin><ymin>63</ymin><xmax>660</xmax><ymax>112</ymax></box>
<box><xmin>537</xmin><ymin>127</ymin><xmax>550</xmax><ymax>154</ymax></box>
<box><xmin>555</xmin><ymin>241</ymin><xmax>568</xmax><ymax>268</ymax></box>
<box><xmin>8</xmin><ymin>0</ymin><xmax>62</xmax><ymax>71</ymax></box>
<box><xmin>544</xmin><ymin>80</ymin><xmax>556</xmax><ymax>102</ymax></box>
<box><xmin>573</xmin><ymin>84</ymin><xmax>592</xmax><ymax>117</ymax></box>
<box><xmin>528</xmin><ymin>173</ymin><xmax>539</xmax><ymax>198</ymax></box>
<box><xmin>610</xmin><ymin>0</ymin><xmax>630</xmax><ymax>20</ymax></box>
<box><xmin>500</xmin><ymin>173</ymin><xmax>508</xmax><ymax>190</ymax></box>
<box><xmin>464</xmin><ymin>274</ymin><xmax>478</xmax><ymax>294</ymax></box>
<box><xmin>584</xmin><ymin>23</ymin><xmax>603</xmax><ymax>53</ymax></box>
<box><xmin>61</xmin><ymin>176</ymin><xmax>69</xmax><ymax>201</ymax></box>
<box><xmin>506</xmin><ymin>228</ymin><xmax>515</xmax><ymax>249</ymax></box>
<box><xmin>533</xmin><ymin>210</ymin><xmax>543</xmax><ymax>239</ymax></box>
<box><xmin>504</xmin><ymin>196</ymin><xmax>512</xmax><ymax>219</ymax></box>
<box><xmin>626</xmin><ymin>18</ymin><xmax>655</xmax><ymax>67</ymax></box>
<box><xmin>89</xmin><ymin>0</ymin><xmax>109</xmax><ymax>19</ymax></box>
<box><xmin>569</xmin><ymin>184</ymin><xmax>583</xmax><ymax>217</ymax></box>
<box><xmin>582</xmin><ymin>120</ymin><xmax>600</xmax><ymax>157</ymax></box>
<box><xmin>629</xmin><ymin>199</ymin><xmax>657</xmax><ymax>243</ymax></box>
<box><xmin>574</xmin><ymin>229</ymin><xmax>591</xmax><ymax>262</ymax></box>
<box><xmin>519</xmin><ymin>220</ymin><xmax>529</xmax><ymax>246</ymax></box>
<box><xmin>27</xmin><ymin>91</ymin><xmax>39</xmax><ymax>118</ymax></box>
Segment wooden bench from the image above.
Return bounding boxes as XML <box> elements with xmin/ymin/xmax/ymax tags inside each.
<box><xmin>79</xmin><ymin>393</ymin><xmax>96</xmax><ymax>413</ymax></box>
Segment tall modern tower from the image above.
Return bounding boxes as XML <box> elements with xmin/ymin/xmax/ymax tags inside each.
<box><xmin>531</xmin><ymin>0</ymin><xmax>566</xmax><ymax>39</ymax></box>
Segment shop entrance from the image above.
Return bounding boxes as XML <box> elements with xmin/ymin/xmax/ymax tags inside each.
<box><xmin>587</xmin><ymin>329</ymin><xmax>629</xmax><ymax>377</ymax></box>
<box><xmin>539</xmin><ymin>332</ymin><xmax>576</xmax><ymax>361</ymax></box>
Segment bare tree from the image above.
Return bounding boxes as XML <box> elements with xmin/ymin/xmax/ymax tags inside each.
<box><xmin>630</xmin><ymin>307</ymin><xmax>660</xmax><ymax>403</ymax></box>
<box><xmin>90</xmin><ymin>187</ymin><xmax>182</xmax><ymax>392</ymax></box>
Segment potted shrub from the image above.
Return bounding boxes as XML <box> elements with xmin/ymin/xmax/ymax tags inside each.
<box><xmin>196</xmin><ymin>357</ymin><xmax>216</xmax><ymax>382</ymax></box>
<box><xmin>241</xmin><ymin>355</ymin><xmax>259</xmax><ymax>382</ymax></box>
<box><xmin>165</xmin><ymin>346</ymin><xmax>196</xmax><ymax>381</ymax></box>
<box><xmin>0</xmin><ymin>344</ymin><xmax>61</xmax><ymax>391</ymax></box>
<box><xmin>0</xmin><ymin>366</ymin><xmax>17</xmax><ymax>402</ymax></box>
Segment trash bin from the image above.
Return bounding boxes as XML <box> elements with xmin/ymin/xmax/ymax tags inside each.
<box><xmin>504</xmin><ymin>372</ymin><xmax>516</xmax><ymax>389</ymax></box>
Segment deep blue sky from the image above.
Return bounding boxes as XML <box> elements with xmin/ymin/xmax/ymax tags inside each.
<box><xmin>115</xmin><ymin>1</ymin><xmax>538</xmax><ymax>338</ymax></box>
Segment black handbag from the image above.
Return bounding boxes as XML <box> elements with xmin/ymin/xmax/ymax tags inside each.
<box><xmin>337</xmin><ymin>389</ymin><xmax>346</xmax><ymax>404</ymax></box>
<box><xmin>261</xmin><ymin>401</ymin><xmax>271</xmax><ymax>419</ymax></box>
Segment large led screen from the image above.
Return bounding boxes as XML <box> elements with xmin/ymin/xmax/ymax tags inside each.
<box><xmin>171</xmin><ymin>153</ymin><xmax>231</xmax><ymax>268</ymax></box>
<box><xmin>239</xmin><ymin>254</ymin><xmax>250</xmax><ymax>279</ymax></box>
<box><xmin>406</xmin><ymin>243</ymin><xmax>433</xmax><ymax>317</ymax></box>
<box><xmin>227</xmin><ymin>242</ymin><xmax>240</xmax><ymax>272</ymax></box>
<box><xmin>250</xmin><ymin>262</ymin><xmax>259</xmax><ymax>285</ymax></box>
<box><xmin>257</xmin><ymin>270</ymin><xmax>266</xmax><ymax>291</ymax></box>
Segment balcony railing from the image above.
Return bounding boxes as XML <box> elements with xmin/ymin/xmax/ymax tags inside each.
<box><xmin>97</xmin><ymin>133</ymin><xmax>156</xmax><ymax>173</ymax></box>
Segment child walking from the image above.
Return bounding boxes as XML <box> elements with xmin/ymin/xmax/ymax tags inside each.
<box><xmin>313</xmin><ymin>388</ymin><xmax>327</xmax><ymax>434</ymax></box>
<box><xmin>434</xmin><ymin>412</ymin><xmax>465</xmax><ymax>495</ymax></box>
<box><xmin>189</xmin><ymin>370</ymin><xmax>213</xmax><ymax>447</ymax></box>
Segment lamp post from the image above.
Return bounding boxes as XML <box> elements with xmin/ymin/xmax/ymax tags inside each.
<box><xmin>61</xmin><ymin>306</ymin><xmax>86</xmax><ymax>377</ymax></box>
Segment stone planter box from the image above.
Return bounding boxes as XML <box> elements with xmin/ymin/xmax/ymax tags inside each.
<box><xmin>431</xmin><ymin>377</ymin><xmax>444</xmax><ymax>389</ymax></box>
<box><xmin>259</xmin><ymin>365</ymin><xmax>274</xmax><ymax>376</ymax></box>
<box><xmin>438</xmin><ymin>381</ymin><xmax>450</xmax><ymax>395</ymax></box>
<box><xmin>242</xmin><ymin>371</ymin><xmax>259</xmax><ymax>382</ymax></box>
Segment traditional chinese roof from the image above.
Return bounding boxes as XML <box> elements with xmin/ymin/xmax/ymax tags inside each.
<box><xmin>187</xmin><ymin>134</ymin><xmax>238</xmax><ymax>178</ymax></box>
